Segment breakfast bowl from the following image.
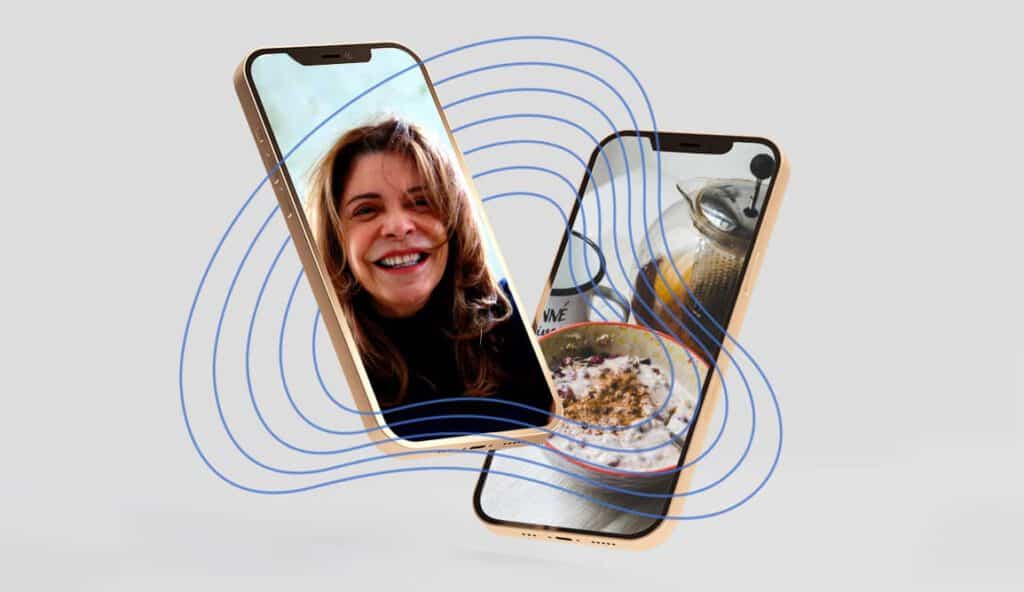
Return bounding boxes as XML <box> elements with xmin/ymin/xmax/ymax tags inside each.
<box><xmin>539</xmin><ymin>321</ymin><xmax>709</xmax><ymax>492</ymax></box>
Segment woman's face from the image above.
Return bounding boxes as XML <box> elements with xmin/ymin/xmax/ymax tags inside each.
<box><xmin>339</xmin><ymin>151</ymin><xmax>449</xmax><ymax>318</ymax></box>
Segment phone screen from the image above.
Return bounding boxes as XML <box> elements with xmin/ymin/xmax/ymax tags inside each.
<box><xmin>246</xmin><ymin>45</ymin><xmax>554</xmax><ymax>442</ymax></box>
<box><xmin>474</xmin><ymin>132</ymin><xmax>780</xmax><ymax>537</ymax></box>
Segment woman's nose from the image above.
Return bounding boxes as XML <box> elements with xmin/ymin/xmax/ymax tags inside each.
<box><xmin>381</xmin><ymin>209</ymin><xmax>416</xmax><ymax>238</ymax></box>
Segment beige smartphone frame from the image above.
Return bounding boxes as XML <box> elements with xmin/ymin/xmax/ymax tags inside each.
<box><xmin>233</xmin><ymin>42</ymin><xmax>561</xmax><ymax>455</ymax></box>
<box><xmin>473</xmin><ymin>131</ymin><xmax>790</xmax><ymax>549</ymax></box>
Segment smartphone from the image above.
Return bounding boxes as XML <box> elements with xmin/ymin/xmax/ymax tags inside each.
<box><xmin>472</xmin><ymin>130</ymin><xmax>788</xmax><ymax>548</ymax></box>
<box><xmin>233</xmin><ymin>43</ymin><xmax>559</xmax><ymax>453</ymax></box>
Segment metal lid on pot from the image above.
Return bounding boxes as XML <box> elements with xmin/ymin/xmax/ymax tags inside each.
<box><xmin>678</xmin><ymin>179</ymin><xmax>759</xmax><ymax>255</ymax></box>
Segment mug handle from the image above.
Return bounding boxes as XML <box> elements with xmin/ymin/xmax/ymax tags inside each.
<box><xmin>593</xmin><ymin>285</ymin><xmax>630</xmax><ymax>321</ymax></box>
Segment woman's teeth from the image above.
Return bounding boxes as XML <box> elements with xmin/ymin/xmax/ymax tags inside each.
<box><xmin>376</xmin><ymin>253</ymin><xmax>425</xmax><ymax>269</ymax></box>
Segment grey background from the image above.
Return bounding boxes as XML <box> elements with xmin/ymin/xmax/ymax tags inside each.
<box><xmin>2</xmin><ymin>1</ymin><xmax>1021</xmax><ymax>590</ymax></box>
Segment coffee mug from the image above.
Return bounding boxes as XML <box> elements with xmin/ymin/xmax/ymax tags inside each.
<box><xmin>536</xmin><ymin>231</ymin><xmax>630</xmax><ymax>336</ymax></box>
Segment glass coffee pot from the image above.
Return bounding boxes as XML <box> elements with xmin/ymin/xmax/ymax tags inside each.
<box><xmin>629</xmin><ymin>177</ymin><xmax>762</xmax><ymax>362</ymax></box>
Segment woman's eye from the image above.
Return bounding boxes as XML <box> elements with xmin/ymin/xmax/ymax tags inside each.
<box><xmin>351</xmin><ymin>206</ymin><xmax>376</xmax><ymax>217</ymax></box>
<box><xmin>412</xmin><ymin>198</ymin><xmax>431</xmax><ymax>208</ymax></box>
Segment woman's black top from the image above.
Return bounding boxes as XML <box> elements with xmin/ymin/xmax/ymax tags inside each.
<box><xmin>367</xmin><ymin>281</ymin><xmax>553</xmax><ymax>441</ymax></box>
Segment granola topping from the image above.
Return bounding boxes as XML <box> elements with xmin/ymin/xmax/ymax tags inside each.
<box><xmin>548</xmin><ymin>353</ymin><xmax>698</xmax><ymax>470</ymax></box>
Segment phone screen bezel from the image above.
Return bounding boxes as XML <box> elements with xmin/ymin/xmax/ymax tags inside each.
<box><xmin>472</xmin><ymin>129</ymin><xmax>783</xmax><ymax>540</ymax></box>
<box><xmin>239</xmin><ymin>42</ymin><xmax>559</xmax><ymax>447</ymax></box>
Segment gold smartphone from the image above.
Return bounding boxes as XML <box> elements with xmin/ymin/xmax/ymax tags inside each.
<box><xmin>473</xmin><ymin>130</ymin><xmax>789</xmax><ymax>548</ymax></box>
<box><xmin>233</xmin><ymin>42</ymin><xmax>560</xmax><ymax>454</ymax></box>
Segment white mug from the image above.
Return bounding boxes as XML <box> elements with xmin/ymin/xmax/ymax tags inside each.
<box><xmin>536</xmin><ymin>231</ymin><xmax>630</xmax><ymax>336</ymax></box>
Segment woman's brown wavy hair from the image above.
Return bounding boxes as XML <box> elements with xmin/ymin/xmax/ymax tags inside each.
<box><xmin>306</xmin><ymin>117</ymin><xmax>512</xmax><ymax>406</ymax></box>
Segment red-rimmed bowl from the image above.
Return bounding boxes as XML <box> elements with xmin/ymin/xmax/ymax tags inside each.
<box><xmin>539</xmin><ymin>321</ymin><xmax>708</xmax><ymax>492</ymax></box>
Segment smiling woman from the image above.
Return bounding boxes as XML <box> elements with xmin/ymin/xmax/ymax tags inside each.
<box><xmin>306</xmin><ymin>117</ymin><xmax>553</xmax><ymax>440</ymax></box>
<box><xmin>338</xmin><ymin>150</ymin><xmax>450</xmax><ymax>319</ymax></box>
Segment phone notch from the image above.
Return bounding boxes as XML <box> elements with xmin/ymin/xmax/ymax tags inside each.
<box><xmin>287</xmin><ymin>45</ymin><xmax>372</xmax><ymax>65</ymax></box>
<box><xmin>650</xmin><ymin>132</ymin><xmax>733</xmax><ymax>154</ymax></box>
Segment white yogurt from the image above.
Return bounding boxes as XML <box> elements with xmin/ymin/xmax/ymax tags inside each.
<box><xmin>548</xmin><ymin>354</ymin><xmax>697</xmax><ymax>471</ymax></box>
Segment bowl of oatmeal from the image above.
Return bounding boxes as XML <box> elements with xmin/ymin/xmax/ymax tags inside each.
<box><xmin>539</xmin><ymin>322</ymin><xmax>708</xmax><ymax>491</ymax></box>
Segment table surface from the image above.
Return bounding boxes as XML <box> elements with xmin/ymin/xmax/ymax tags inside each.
<box><xmin>478</xmin><ymin>445</ymin><xmax>669</xmax><ymax>535</ymax></box>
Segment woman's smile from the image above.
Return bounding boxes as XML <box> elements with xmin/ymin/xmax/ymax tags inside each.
<box><xmin>372</xmin><ymin>249</ymin><xmax>430</xmax><ymax>271</ymax></box>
